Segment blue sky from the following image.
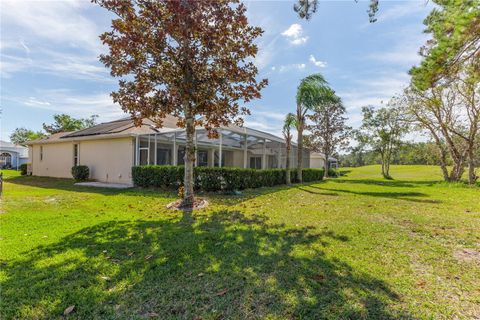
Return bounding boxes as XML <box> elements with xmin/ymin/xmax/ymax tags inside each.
<box><xmin>0</xmin><ymin>0</ymin><xmax>432</xmax><ymax>142</ymax></box>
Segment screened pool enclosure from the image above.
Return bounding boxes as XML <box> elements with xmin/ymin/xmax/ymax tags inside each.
<box><xmin>134</xmin><ymin>126</ymin><xmax>310</xmax><ymax>170</ymax></box>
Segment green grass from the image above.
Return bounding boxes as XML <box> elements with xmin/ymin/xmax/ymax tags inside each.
<box><xmin>1</xmin><ymin>165</ymin><xmax>479</xmax><ymax>319</ymax></box>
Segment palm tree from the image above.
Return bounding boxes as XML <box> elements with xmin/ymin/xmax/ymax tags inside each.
<box><xmin>295</xmin><ymin>74</ymin><xmax>335</xmax><ymax>182</ymax></box>
<box><xmin>282</xmin><ymin>113</ymin><xmax>296</xmax><ymax>185</ymax></box>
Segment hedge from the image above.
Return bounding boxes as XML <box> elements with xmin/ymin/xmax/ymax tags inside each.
<box><xmin>71</xmin><ymin>165</ymin><xmax>90</xmax><ymax>181</ymax></box>
<box><xmin>132</xmin><ymin>165</ymin><xmax>325</xmax><ymax>191</ymax></box>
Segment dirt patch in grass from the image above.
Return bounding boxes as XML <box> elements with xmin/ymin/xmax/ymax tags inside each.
<box><xmin>453</xmin><ymin>248</ymin><xmax>480</xmax><ymax>264</ymax></box>
<box><xmin>166</xmin><ymin>198</ymin><xmax>209</xmax><ymax>211</ymax></box>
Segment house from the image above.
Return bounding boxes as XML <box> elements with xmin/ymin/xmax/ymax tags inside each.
<box><xmin>310</xmin><ymin>152</ymin><xmax>338</xmax><ymax>170</ymax></box>
<box><xmin>0</xmin><ymin>140</ymin><xmax>29</xmax><ymax>169</ymax></box>
<box><xmin>26</xmin><ymin>116</ymin><xmax>311</xmax><ymax>184</ymax></box>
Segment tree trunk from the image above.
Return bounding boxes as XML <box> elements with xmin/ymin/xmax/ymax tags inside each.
<box><xmin>297</xmin><ymin>121</ymin><xmax>303</xmax><ymax>183</ymax></box>
<box><xmin>380</xmin><ymin>153</ymin><xmax>386</xmax><ymax>177</ymax></box>
<box><xmin>450</xmin><ymin>159</ymin><xmax>465</xmax><ymax>182</ymax></box>
<box><xmin>324</xmin><ymin>153</ymin><xmax>329</xmax><ymax>178</ymax></box>
<box><xmin>183</xmin><ymin>109</ymin><xmax>196</xmax><ymax>206</ymax></box>
<box><xmin>467</xmin><ymin>149</ymin><xmax>477</xmax><ymax>185</ymax></box>
<box><xmin>385</xmin><ymin>158</ymin><xmax>390</xmax><ymax>178</ymax></box>
<box><xmin>286</xmin><ymin>144</ymin><xmax>291</xmax><ymax>185</ymax></box>
<box><xmin>437</xmin><ymin>143</ymin><xmax>450</xmax><ymax>181</ymax></box>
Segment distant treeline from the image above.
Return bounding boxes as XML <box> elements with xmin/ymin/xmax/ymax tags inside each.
<box><xmin>338</xmin><ymin>142</ymin><xmax>480</xmax><ymax>168</ymax></box>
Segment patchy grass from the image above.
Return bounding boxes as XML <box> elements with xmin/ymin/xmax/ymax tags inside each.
<box><xmin>0</xmin><ymin>165</ymin><xmax>479</xmax><ymax>319</ymax></box>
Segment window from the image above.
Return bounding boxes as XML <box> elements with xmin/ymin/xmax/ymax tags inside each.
<box><xmin>40</xmin><ymin>146</ymin><xmax>43</xmax><ymax>161</ymax></box>
<box><xmin>139</xmin><ymin>149</ymin><xmax>149</xmax><ymax>165</ymax></box>
<box><xmin>177</xmin><ymin>147</ymin><xmax>185</xmax><ymax>165</ymax></box>
<box><xmin>214</xmin><ymin>151</ymin><xmax>225</xmax><ymax>167</ymax></box>
<box><xmin>197</xmin><ymin>150</ymin><xmax>208</xmax><ymax>167</ymax></box>
<box><xmin>138</xmin><ymin>138</ymin><xmax>150</xmax><ymax>165</ymax></box>
<box><xmin>250</xmin><ymin>156</ymin><xmax>262</xmax><ymax>169</ymax></box>
<box><xmin>73</xmin><ymin>144</ymin><xmax>79</xmax><ymax>166</ymax></box>
<box><xmin>0</xmin><ymin>152</ymin><xmax>12</xmax><ymax>167</ymax></box>
<box><xmin>156</xmin><ymin>148</ymin><xmax>171</xmax><ymax>165</ymax></box>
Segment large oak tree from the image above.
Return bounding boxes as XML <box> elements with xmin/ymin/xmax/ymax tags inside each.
<box><xmin>94</xmin><ymin>0</ymin><xmax>267</xmax><ymax>206</ymax></box>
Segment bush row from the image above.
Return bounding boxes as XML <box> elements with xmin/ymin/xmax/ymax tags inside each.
<box><xmin>132</xmin><ymin>165</ymin><xmax>325</xmax><ymax>191</ymax></box>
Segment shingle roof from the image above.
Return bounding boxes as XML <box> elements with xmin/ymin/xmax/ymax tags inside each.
<box><xmin>26</xmin><ymin>115</ymin><xmax>290</xmax><ymax>146</ymax></box>
<box><xmin>61</xmin><ymin>118</ymin><xmax>135</xmax><ymax>138</ymax></box>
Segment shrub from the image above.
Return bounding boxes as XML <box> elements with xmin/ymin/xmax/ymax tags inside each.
<box><xmin>19</xmin><ymin>163</ymin><xmax>28</xmax><ymax>176</ymax></box>
<box><xmin>302</xmin><ymin>168</ymin><xmax>326</xmax><ymax>182</ymax></box>
<box><xmin>328</xmin><ymin>168</ymin><xmax>338</xmax><ymax>177</ymax></box>
<box><xmin>71</xmin><ymin>165</ymin><xmax>89</xmax><ymax>181</ymax></box>
<box><xmin>132</xmin><ymin>166</ymin><xmax>325</xmax><ymax>191</ymax></box>
<box><xmin>132</xmin><ymin>165</ymin><xmax>183</xmax><ymax>188</ymax></box>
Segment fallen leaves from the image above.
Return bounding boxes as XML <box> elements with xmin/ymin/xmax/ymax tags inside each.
<box><xmin>64</xmin><ymin>305</ymin><xmax>75</xmax><ymax>316</ymax></box>
<box><xmin>215</xmin><ymin>288</ymin><xmax>229</xmax><ymax>296</ymax></box>
<box><xmin>141</xmin><ymin>311</ymin><xmax>159</xmax><ymax>318</ymax></box>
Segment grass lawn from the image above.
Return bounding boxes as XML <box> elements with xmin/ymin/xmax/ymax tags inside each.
<box><xmin>1</xmin><ymin>165</ymin><xmax>479</xmax><ymax>319</ymax></box>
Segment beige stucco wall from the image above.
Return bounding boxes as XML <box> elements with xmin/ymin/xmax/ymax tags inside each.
<box><xmin>79</xmin><ymin>138</ymin><xmax>134</xmax><ymax>183</ymax></box>
<box><xmin>31</xmin><ymin>142</ymin><xmax>75</xmax><ymax>179</ymax></box>
<box><xmin>231</xmin><ymin>150</ymin><xmax>245</xmax><ymax>168</ymax></box>
<box><xmin>30</xmin><ymin>137</ymin><xmax>134</xmax><ymax>184</ymax></box>
<box><xmin>310</xmin><ymin>156</ymin><xmax>325</xmax><ymax>169</ymax></box>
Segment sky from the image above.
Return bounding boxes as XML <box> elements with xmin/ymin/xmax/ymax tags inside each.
<box><xmin>0</xmin><ymin>0</ymin><xmax>433</xmax><ymax>142</ymax></box>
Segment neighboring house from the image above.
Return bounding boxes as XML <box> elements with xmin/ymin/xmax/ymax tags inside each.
<box><xmin>310</xmin><ymin>152</ymin><xmax>338</xmax><ymax>170</ymax></box>
<box><xmin>26</xmin><ymin>116</ymin><xmax>311</xmax><ymax>184</ymax></box>
<box><xmin>0</xmin><ymin>140</ymin><xmax>29</xmax><ymax>169</ymax></box>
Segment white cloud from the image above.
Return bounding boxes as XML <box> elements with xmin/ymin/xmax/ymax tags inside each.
<box><xmin>1</xmin><ymin>0</ymin><xmax>103</xmax><ymax>54</ymax></box>
<box><xmin>338</xmin><ymin>71</ymin><xmax>411</xmax><ymax>127</ymax></box>
<box><xmin>0</xmin><ymin>50</ymin><xmax>111</xmax><ymax>81</ymax></box>
<box><xmin>0</xmin><ymin>54</ymin><xmax>33</xmax><ymax>77</ymax></box>
<box><xmin>281</xmin><ymin>23</ymin><xmax>309</xmax><ymax>45</ymax></box>
<box><xmin>367</xmin><ymin>26</ymin><xmax>430</xmax><ymax>68</ymax></box>
<box><xmin>277</xmin><ymin>63</ymin><xmax>306</xmax><ymax>73</ymax></box>
<box><xmin>254</xmin><ymin>36</ymin><xmax>280</xmax><ymax>70</ymax></box>
<box><xmin>0</xmin><ymin>0</ymin><xmax>110</xmax><ymax>80</ymax></box>
<box><xmin>24</xmin><ymin>97</ymin><xmax>51</xmax><ymax>107</ymax></box>
<box><xmin>6</xmin><ymin>90</ymin><xmax>125</xmax><ymax>121</ymax></box>
<box><xmin>291</xmin><ymin>37</ymin><xmax>309</xmax><ymax>45</ymax></box>
<box><xmin>309</xmin><ymin>55</ymin><xmax>327</xmax><ymax>68</ymax></box>
<box><xmin>377</xmin><ymin>1</ymin><xmax>430</xmax><ymax>23</ymax></box>
<box><xmin>281</xmin><ymin>24</ymin><xmax>302</xmax><ymax>38</ymax></box>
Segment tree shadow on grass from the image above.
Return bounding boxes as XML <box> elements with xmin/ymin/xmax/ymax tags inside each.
<box><xmin>5</xmin><ymin>175</ymin><xmax>293</xmax><ymax>205</ymax></box>
<box><xmin>330</xmin><ymin>179</ymin><xmax>442</xmax><ymax>188</ymax></box>
<box><xmin>302</xmin><ymin>184</ymin><xmax>441</xmax><ymax>204</ymax></box>
<box><xmin>0</xmin><ymin>210</ymin><xmax>415</xmax><ymax>319</ymax></box>
<box><xmin>296</xmin><ymin>186</ymin><xmax>339</xmax><ymax>196</ymax></box>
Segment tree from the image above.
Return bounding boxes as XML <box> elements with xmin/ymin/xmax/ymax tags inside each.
<box><xmin>43</xmin><ymin>114</ymin><xmax>98</xmax><ymax>134</ymax></box>
<box><xmin>94</xmin><ymin>0</ymin><xmax>267</xmax><ymax>206</ymax></box>
<box><xmin>403</xmin><ymin>84</ymin><xmax>476</xmax><ymax>183</ymax></box>
<box><xmin>357</xmin><ymin>102</ymin><xmax>407</xmax><ymax>179</ymax></box>
<box><xmin>406</xmin><ymin>0</ymin><xmax>479</xmax><ymax>184</ymax></box>
<box><xmin>306</xmin><ymin>97</ymin><xmax>351</xmax><ymax>177</ymax></box>
<box><xmin>282</xmin><ymin>113</ymin><xmax>296</xmax><ymax>185</ymax></box>
<box><xmin>409</xmin><ymin>0</ymin><xmax>480</xmax><ymax>90</ymax></box>
<box><xmin>294</xmin><ymin>0</ymin><xmax>379</xmax><ymax>22</ymax></box>
<box><xmin>295</xmin><ymin>74</ymin><xmax>336</xmax><ymax>182</ymax></box>
<box><xmin>10</xmin><ymin>128</ymin><xmax>45</xmax><ymax>146</ymax></box>
<box><xmin>450</xmin><ymin>73</ymin><xmax>479</xmax><ymax>184</ymax></box>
